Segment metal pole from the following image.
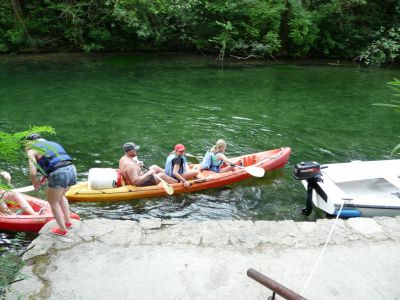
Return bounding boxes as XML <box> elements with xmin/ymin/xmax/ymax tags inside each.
<box><xmin>247</xmin><ymin>268</ymin><xmax>308</xmax><ymax>300</ymax></box>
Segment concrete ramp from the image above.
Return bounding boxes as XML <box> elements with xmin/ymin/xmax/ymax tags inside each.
<box><xmin>6</xmin><ymin>217</ymin><xmax>400</xmax><ymax>299</ymax></box>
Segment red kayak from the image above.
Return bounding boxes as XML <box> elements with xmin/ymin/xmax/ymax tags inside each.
<box><xmin>0</xmin><ymin>194</ymin><xmax>80</xmax><ymax>232</ymax></box>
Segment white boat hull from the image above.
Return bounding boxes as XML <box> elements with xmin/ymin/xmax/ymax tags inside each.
<box><xmin>301</xmin><ymin>159</ymin><xmax>400</xmax><ymax>218</ymax></box>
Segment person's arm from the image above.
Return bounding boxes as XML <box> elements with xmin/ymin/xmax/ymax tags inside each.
<box><xmin>216</xmin><ymin>153</ymin><xmax>235</xmax><ymax>166</ymax></box>
<box><xmin>130</xmin><ymin>165</ymin><xmax>155</xmax><ymax>186</ymax></box>
<box><xmin>0</xmin><ymin>171</ymin><xmax>12</xmax><ymax>214</ymax></box>
<box><xmin>27</xmin><ymin>149</ymin><xmax>39</xmax><ymax>187</ymax></box>
<box><xmin>173</xmin><ymin>159</ymin><xmax>190</xmax><ymax>187</ymax></box>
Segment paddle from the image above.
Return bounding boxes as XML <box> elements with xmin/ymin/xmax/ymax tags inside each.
<box><xmin>12</xmin><ymin>185</ymin><xmax>35</xmax><ymax>193</ymax></box>
<box><xmin>142</xmin><ymin>166</ymin><xmax>174</xmax><ymax>195</ymax></box>
<box><xmin>227</xmin><ymin>150</ymin><xmax>285</xmax><ymax>178</ymax></box>
<box><xmin>185</xmin><ymin>153</ymin><xmax>198</xmax><ymax>159</ymax></box>
<box><xmin>9</xmin><ymin>176</ymin><xmax>47</xmax><ymax>193</ymax></box>
<box><xmin>184</xmin><ymin>153</ymin><xmax>201</xmax><ymax>165</ymax></box>
<box><xmin>225</xmin><ymin>161</ymin><xmax>265</xmax><ymax>177</ymax></box>
<box><xmin>153</xmin><ymin>173</ymin><xmax>174</xmax><ymax>195</ymax></box>
<box><xmin>199</xmin><ymin>155</ymin><xmax>265</xmax><ymax>177</ymax></box>
<box><xmin>236</xmin><ymin>165</ymin><xmax>265</xmax><ymax>177</ymax></box>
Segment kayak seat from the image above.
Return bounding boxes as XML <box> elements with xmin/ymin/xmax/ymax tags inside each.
<box><xmin>242</xmin><ymin>156</ymin><xmax>248</xmax><ymax>167</ymax></box>
<box><xmin>243</xmin><ymin>155</ymin><xmax>256</xmax><ymax>167</ymax></box>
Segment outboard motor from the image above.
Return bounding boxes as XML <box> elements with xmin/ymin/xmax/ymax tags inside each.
<box><xmin>293</xmin><ymin>161</ymin><xmax>327</xmax><ymax>216</ymax></box>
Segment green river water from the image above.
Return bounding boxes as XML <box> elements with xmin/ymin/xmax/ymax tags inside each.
<box><xmin>0</xmin><ymin>54</ymin><xmax>399</xmax><ymax>229</ymax></box>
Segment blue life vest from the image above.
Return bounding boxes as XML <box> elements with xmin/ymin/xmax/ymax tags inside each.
<box><xmin>32</xmin><ymin>140</ymin><xmax>72</xmax><ymax>175</ymax></box>
<box><xmin>165</xmin><ymin>154</ymin><xmax>188</xmax><ymax>178</ymax></box>
<box><xmin>201</xmin><ymin>150</ymin><xmax>223</xmax><ymax>172</ymax></box>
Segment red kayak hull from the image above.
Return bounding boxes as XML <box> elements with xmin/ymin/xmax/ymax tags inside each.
<box><xmin>0</xmin><ymin>195</ymin><xmax>80</xmax><ymax>233</ymax></box>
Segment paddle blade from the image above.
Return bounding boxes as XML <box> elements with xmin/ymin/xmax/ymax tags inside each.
<box><xmin>244</xmin><ymin>166</ymin><xmax>265</xmax><ymax>177</ymax></box>
<box><xmin>154</xmin><ymin>174</ymin><xmax>174</xmax><ymax>195</ymax></box>
<box><xmin>161</xmin><ymin>179</ymin><xmax>174</xmax><ymax>195</ymax></box>
<box><xmin>12</xmin><ymin>185</ymin><xmax>34</xmax><ymax>193</ymax></box>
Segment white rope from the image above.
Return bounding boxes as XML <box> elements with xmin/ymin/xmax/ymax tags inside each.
<box><xmin>300</xmin><ymin>201</ymin><xmax>345</xmax><ymax>296</ymax></box>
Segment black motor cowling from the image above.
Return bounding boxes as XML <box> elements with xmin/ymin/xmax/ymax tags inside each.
<box><xmin>293</xmin><ymin>161</ymin><xmax>321</xmax><ymax>180</ymax></box>
<box><xmin>294</xmin><ymin>161</ymin><xmax>326</xmax><ymax>216</ymax></box>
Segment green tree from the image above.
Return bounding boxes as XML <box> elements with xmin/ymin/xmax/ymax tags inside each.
<box><xmin>0</xmin><ymin>0</ymin><xmax>399</xmax><ymax>64</ymax></box>
<box><xmin>359</xmin><ymin>27</ymin><xmax>400</xmax><ymax>66</ymax></box>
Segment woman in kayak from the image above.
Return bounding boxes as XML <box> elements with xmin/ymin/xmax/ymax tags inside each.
<box><xmin>200</xmin><ymin>139</ymin><xmax>238</xmax><ymax>173</ymax></box>
<box><xmin>165</xmin><ymin>144</ymin><xmax>199</xmax><ymax>188</ymax></box>
<box><xmin>0</xmin><ymin>171</ymin><xmax>37</xmax><ymax>215</ymax></box>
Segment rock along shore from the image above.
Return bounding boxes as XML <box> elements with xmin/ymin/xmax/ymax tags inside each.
<box><xmin>6</xmin><ymin>217</ymin><xmax>400</xmax><ymax>300</ymax></box>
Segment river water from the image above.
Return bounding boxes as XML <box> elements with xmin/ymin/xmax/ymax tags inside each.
<box><xmin>0</xmin><ymin>54</ymin><xmax>399</xmax><ymax>229</ymax></box>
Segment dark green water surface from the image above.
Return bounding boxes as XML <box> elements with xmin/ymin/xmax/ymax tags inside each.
<box><xmin>1</xmin><ymin>53</ymin><xmax>399</xmax><ymax>224</ymax></box>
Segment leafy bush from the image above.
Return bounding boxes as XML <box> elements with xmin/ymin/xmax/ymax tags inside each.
<box><xmin>0</xmin><ymin>125</ymin><xmax>55</xmax><ymax>164</ymax></box>
<box><xmin>359</xmin><ymin>27</ymin><xmax>400</xmax><ymax>66</ymax></box>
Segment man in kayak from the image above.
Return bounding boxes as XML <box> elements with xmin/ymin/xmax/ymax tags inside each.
<box><xmin>26</xmin><ymin>133</ymin><xmax>77</xmax><ymax>236</ymax></box>
<box><xmin>200</xmin><ymin>139</ymin><xmax>238</xmax><ymax>173</ymax></box>
<box><xmin>0</xmin><ymin>171</ymin><xmax>37</xmax><ymax>215</ymax></box>
<box><xmin>165</xmin><ymin>144</ymin><xmax>199</xmax><ymax>188</ymax></box>
<box><xmin>119</xmin><ymin>142</ymin><xmax>174</xmax><ymax>186</ymax></box>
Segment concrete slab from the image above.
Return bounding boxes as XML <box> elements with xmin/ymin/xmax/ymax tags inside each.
<box><xmin>6</xmin><ymin>217</ymin><xmax>400</xmax><ymax>300</ymax></box>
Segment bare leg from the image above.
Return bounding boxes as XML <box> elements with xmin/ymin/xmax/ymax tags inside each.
<box><xmin>0</xmin><ymin>199</ymin><xmax>12</xmax><ymax>215</ymax></box>
<box><xmin>10</xmin><ymin>192</ymin><xmax>36</xmax><ymax>215</ymax></box>
<box><xmin>219</xmin><ymin>165</ymin><xmax>235</xmax><ymax>173</ymax></box>
<box><xmin>59</xmin><ymin>190</ymin><xmax>71</xmax><ymax>224</ymax></box>
<box><xmin>149</xmin><ymin>165</ymin><xmax>165</xmax><ymax>173</ymax></box>
<box><xmin>156</xmin><ymin>173</ymin><xmax>178</xmax><ymax>184</ymax></box>
<box><xmin>182</xmin><ymin>170</ymin><xmax>199</xmax><ymax>180</ymax></box>
<box><xmin>47</xmin><ymin>187</ymin><xmax>67</xmax><ymax>231</ymax></box>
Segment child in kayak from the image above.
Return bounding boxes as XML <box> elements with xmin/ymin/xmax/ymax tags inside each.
<box><xmin>164</xmin><ymin>144</ymin><xmax>199</xmax><ymax>188</ymax></box>
<box><xmin>200</xmin><ymin>139</ymin><xmax>238</xmax><ymax>173</ymax></box>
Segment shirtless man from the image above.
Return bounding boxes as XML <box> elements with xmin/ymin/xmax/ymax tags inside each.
<box><xmin>119</xmin><ymin>142</ymin><xmax>174</xmax><ymax>186</ymax></box>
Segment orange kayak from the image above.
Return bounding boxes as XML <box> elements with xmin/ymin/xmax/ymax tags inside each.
<box><xmin>0</xmin><ymin>194</ymin><xmax>80</xmax><ymax>232</ymax></box>
<box><xmin>66</xmin><ymin>147</ymin><xmax>291</xmax><ymax>202</ymax></box>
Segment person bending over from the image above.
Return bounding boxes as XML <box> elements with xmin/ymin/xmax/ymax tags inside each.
<box><xmin>26</xmin><ymin>133</ymin><xmax>77</xmax><ymax>236</ymax></box>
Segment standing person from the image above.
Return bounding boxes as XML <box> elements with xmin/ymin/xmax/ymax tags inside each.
<box><xmin>0</xmin><ymin>170</ymin><xmax>37</xmax><ymax>215</ymax></box>
<box><xmin>200</xmin><ymin>139</ymin><xmax>237</xmax><ymax>173</ymax></box>
<box><xmin>119</xmin><ymin>142</ymin><xmax>174</xmax><ymax>186</ymax></box>
<box><xmin>165</xmin><ymin>144</ymin><xmax>199</xmax><ymax>188</ymax></box>
<box><xmin>26</xmin><ymin>133</ymin><xmax>77</xmax><ymax>236</ymax></box>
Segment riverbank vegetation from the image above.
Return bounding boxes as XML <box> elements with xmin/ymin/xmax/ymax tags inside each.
<box><xmin>1</xmin><ymin>0</ymin><xmax>399</xmax><ymax>65</ymax></box>
<box><xmin>0</xmin><ymin>126</ymin><xmax>54</xmax><ymax>297</ymax></box>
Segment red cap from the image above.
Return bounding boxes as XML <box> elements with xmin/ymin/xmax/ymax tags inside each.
<box><xmin>174</xmin><ymin>144</ymin><xmax>186</xmax><ymax>151</ymax></box>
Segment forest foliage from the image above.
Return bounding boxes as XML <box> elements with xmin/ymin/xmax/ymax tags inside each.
<box><xmin>1</xmin><ymin>0</ymin><xmax>399</xmax><ymax>64</ymax></box>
